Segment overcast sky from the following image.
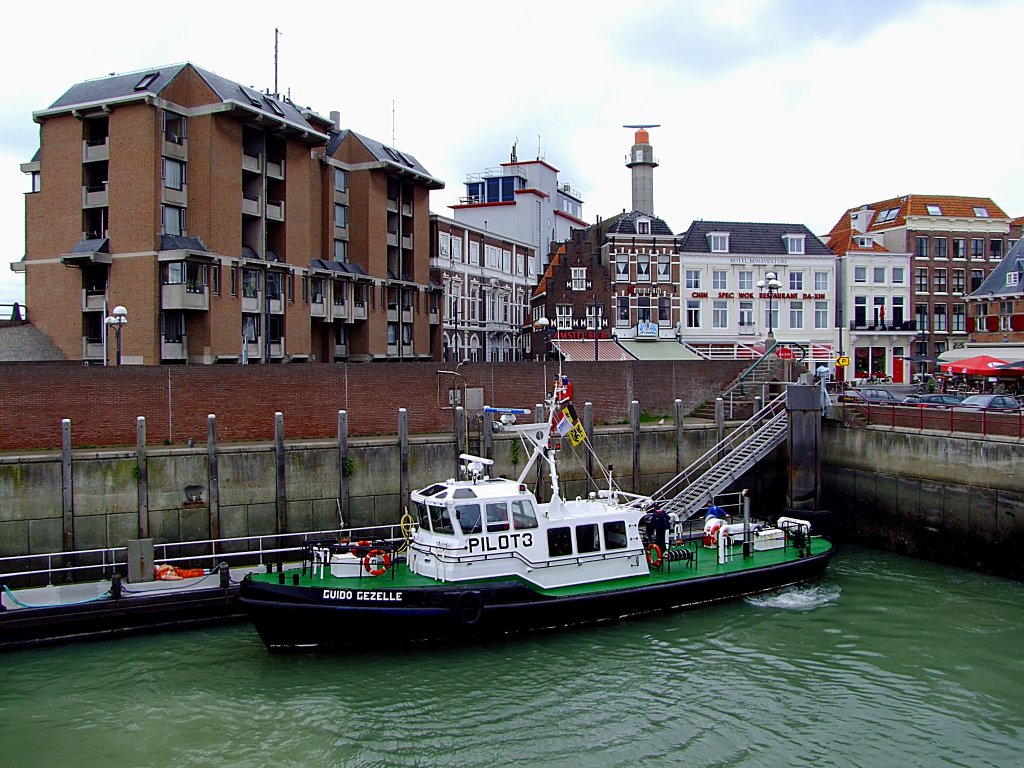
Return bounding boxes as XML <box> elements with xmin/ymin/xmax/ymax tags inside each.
<box><xmin>2</xmin><ymin>0</ymin><xmax>1022</xmax><ymax>305</ymax></box>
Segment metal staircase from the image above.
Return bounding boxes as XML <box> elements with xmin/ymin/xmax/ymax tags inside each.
<box><xmin>653</xmin><ymin>392</ymin><xmax>789</xmax><ymax>520</ymax></box>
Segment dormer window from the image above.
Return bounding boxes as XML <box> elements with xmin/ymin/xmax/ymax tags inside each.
<box><xmin>856</xmin><ymin>236</ymin><xmax>873</xmax><ymax>248</ymax></box>
<box><xmin>877</xmin><ymin>207</ymin><xmax>900</xmax><ymax>224</ymax></box>
<box><xmin>784</xmin><ymin>234</ymin><xmax>805</xmax><ymax>255</ymax></box>
<box><xmin>1008</xmin><ymin>272</ymin><xmax>1020</xmax><ymax>287</ymax></box>
<box><xmin>709</xmin><ymin>233</ymin><xmax>729</xmax><ymax>253</ymax></box>
<box><xmin>134</xmin><ymin>72</ymin><xmax>160</xmax><ymax>91</ymax></box>
<box><xmin>637</xmin><ymin>219</ymin><xmax>650</xmax><ymax>235</ymax></box>
<box><xmin>974</xmin><ymin>206</ymin><xmax>990</xmax><ymax>218</ymax></box>
<box><xmin>926</xmin><ymin>204</ymin><xmax>942</xmax><ymax>216</ymax></box>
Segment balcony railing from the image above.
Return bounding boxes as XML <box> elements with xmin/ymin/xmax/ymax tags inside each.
<box><xmin>333</xmin><ymin>343</ymin><xmax>348</xmax><ymax>358</ymax></box>
<box><xmin>311</xmin><ymin>298</ymin><xmax>327</xmax><ymax>319</ymax></box>
<box><xmin>82</xmin><ymin>138</ymin><xmax>109</xmax><ymax>163</ymax></box>
<box><xmin>387</xmin><ymin>231</ymin><xmax>399</xmax><ymax>247</ymax></box>
<box><xmin>266</xmin><ymin>199</ymin><xmax>284</xmax><ymax>221</ymax></box>
<box><xmin>352</xmin><ymin>302</ymin><xmax>367</xmax><ymax>321</ymax></box>
<box><xmin>266</xmin><ymin>158</ymin><xmax>285</xmax><ymax>180</ymax></box>
<box><xmin>849</xmin><ymin>320</ymin><xmax>917</xmax><ymax>332</ymax></box>
<box><xmin>162</xmin><ymin>283</ymin><xmax>209</xmax><ymax>311</ymax></box>
<box><xmin>82</xmin><ymin>184</ymin><xmax>108</xmax><ymax>208</ymax></box>
<box><xmin>401</xmin><ymin>233</ymin><xmax>413</xmax><ymax>250</ymax></box>
<box><xmin>82</xmin><ymin>338</ymin><xmax>105</xmax><ymax>360</ymax></box>
<box><xmin>242</xmin><ymin>153</ymin><xmax>262</xmax><ymax>174</ymax></box>
<box><xmin>161</xmin><ymin>337</ymin><xmax>187</xmax><ymax>360</ymax></box>
<box><xmin>82</xmin><ymin>289</ymin><xmax>107</xmax><ymax>312</ymax></box>
<box><xmin>242</xmin><ymin>194</ymin><xmax>261</xmax><ymax>217</ymax></box>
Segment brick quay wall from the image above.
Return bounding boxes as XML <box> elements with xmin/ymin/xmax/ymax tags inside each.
<box><xmin>0</xmin><ymin>360</ymin><xmax>746</xmax><ymax>450</ymax></box>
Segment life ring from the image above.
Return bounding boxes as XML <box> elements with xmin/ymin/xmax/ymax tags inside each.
<box><xmin>454</xmin><ymin>590</ymin><xmax>483</xmax><ymax>625</ymax></box>
<box><xmin>352</xmin><ymin>539</ymin><xmax>372</xmax><ymax>558</ymax></box>
<box><xmin>363</xmin><ymin>549</ymin><xmax>391</xmax><ymax>576</ymax></box>
<box><xmin>645</xmin><ymin>543</ymin><xmax>664</xmax><ymax>568</ymax></box>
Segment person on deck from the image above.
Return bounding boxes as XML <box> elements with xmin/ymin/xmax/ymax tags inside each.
<box><xmin>705</xmin><ymin>501</ymin><xmax>728</xmax><ymax>522</ymax></box>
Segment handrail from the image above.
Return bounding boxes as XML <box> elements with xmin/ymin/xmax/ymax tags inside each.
<box><xmin>654</xmin><ymin>392</ymin><xmax>788</xmax><ymax>505</ymax></box>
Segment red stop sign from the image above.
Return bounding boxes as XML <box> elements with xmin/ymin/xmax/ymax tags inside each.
<box><xmin>777</xmin><ymin>347</ymin><xmax>794</xmax><ymax>360</ymax></box>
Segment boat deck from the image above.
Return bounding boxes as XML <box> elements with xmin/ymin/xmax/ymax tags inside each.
<box><xmin>249</xmin><ymin>538</ymin><xmax>834</xmax><ymax>596</ymax></box>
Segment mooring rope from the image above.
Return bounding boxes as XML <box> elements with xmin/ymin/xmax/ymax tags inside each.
<box><xmin>2</xmin><ymin>583</ymin><xmax>112</xmax><ymax>609</ymax></box>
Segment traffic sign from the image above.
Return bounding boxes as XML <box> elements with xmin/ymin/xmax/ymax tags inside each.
<box><xmin>836</xmin><ymin>356</ymin><xmax>850</xmax><ymax>367</ymax></box>
<box><xmin>777</xmin><ymin>347</ymin><xmax>794</xmax><ymax>360</ymax></box>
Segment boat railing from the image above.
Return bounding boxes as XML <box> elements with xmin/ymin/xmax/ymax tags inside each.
<box><xmin>0</xmin><ymin>524</ymin><xmax>404</xmax><ymax>590</ymax></box>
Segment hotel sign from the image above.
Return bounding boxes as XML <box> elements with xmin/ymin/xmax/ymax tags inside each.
<box><xmin>637</xmin><ymin>322</ymin><xmax>659</xmax><ymax>338</ymax></box>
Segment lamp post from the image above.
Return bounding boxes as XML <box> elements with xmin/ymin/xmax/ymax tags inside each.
<box><xmin>534</xmin><ymin>316</ymin><xmax>552</xmax><ymax>360</ymax></box>
<box><xmin>104</xmin><ymin>305</ymin><xmax>128</xmax><ymax>366</ymax></box>
<box><xmin>756</xmin><ymin>271</ymin><xmax>782</xmax><ymax>341</ymax></box>
<box><xmin>593</xmin><ymin>292</ymin><xmax>601</xmax><ymax>362</ymax></box>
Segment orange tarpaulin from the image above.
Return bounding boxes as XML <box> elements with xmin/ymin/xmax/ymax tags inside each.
<box><xmin>939</xmin><ymin>355</ymin><xmax>1010</xmax><ymax>376</ymax></box>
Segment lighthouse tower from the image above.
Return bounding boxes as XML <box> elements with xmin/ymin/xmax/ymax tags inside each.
<box><xmin>624</xmin><ymin>125</ymin><xmax>659</xmax><ymax>215</ymax></box>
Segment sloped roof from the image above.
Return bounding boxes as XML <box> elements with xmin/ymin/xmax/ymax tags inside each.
<box><xmin>617</xmin><ymin>340</ymin><xmax>702</xmax><ymax>361</ymax></box>
<box><xmin>969</xmin><ymin>238</ymin><xmax>1024</xmax><ymax>299</ymax></box>
<box><xmin>551</xmin><ymin>339</ymin><xmax>634</xmax><ymax>362</ymax></box>
<box><xmin>823</xmin><ymin>216</ymin><xmax>891</xmax><ymax>256</ymax></box>
<box><xmin>533</xmin><ymin>246</ymin><xmax>564</xmax><ymax>298</ymax></box>
<box><xmin>826</xmin><ymin>195</ymin><xmax>1010</xmax><ymax>242</ymax></box>
<box><xmin>605</xmin><ymin>210</ymin><xmax>674</xmax><ymax>236</ymax></box>
<box><xmin>38</xmin><ymin>63</ymin><xmax>327</xmax><ymax>139</ymax></box>
<box><xmin>327</xmin><ymin>130</ymin><xmax>443</xmax><ymax>188</ymax></box>
<box><xmin>681</xmin><ymin>221</ymin><xmax>832</xmax><ymax>256</ymax></box>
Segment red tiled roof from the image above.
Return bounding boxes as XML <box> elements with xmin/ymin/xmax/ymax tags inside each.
<box><xmin>532</xmin><ymin>246</ymin><xmax>564</xmax><ymax>298</ymax></box>
<box><xmin>826</xmin><ymin>196</ymin><xmax>1009</xmax><ymax>247</ymax></box>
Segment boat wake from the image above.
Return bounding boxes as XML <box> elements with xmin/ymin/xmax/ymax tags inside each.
<box><xmin>745</xmin><ymin>582</ymin><xmax>840</xmax><ymax>611</ymax></box>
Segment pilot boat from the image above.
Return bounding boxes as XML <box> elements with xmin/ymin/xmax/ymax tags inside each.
<box><xmin>240</xmin><ymin>378</ymin><xmax>834</xmax><ymax>650</ymax></box>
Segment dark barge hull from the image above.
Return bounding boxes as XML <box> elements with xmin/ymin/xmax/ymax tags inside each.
<box><xmin>240</xmin><ymin>549</ymin><xmax>834</xmax><ymax>649</ymax></box>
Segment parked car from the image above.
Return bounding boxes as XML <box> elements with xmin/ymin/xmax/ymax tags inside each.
<box><xmin>956</xmin><ymin>394</ymin><xmax>1021</xmax><ymax>411</ymax></box>
<box><xmin>858</xmin><ymin>388</ymin><xmax>898</xmax><ymax>404</ymax></box>
<box><xmin>901</xmin><ymin>393</ymin><xmax>964</xmax><ymax>408</ymax></box>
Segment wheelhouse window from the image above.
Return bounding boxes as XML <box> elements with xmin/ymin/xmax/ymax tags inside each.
<box><xmin>430</xmin><ymin>504</ymin><xmax>454</xmax><ymax>535</ymax></box>
<box><xmin>576</xmin><ymin>524</ymin><xmax>600</xmax><ymax>554</ymax></box>
<box><xmin>455</xmin><ymin>504</ymin><xmax>482</xmax><ymax>535</ymax></box>
<box><xmin>547</xmin><ymin>527</ymin><xmax>573</xmax><ymax>557</ymax></box>
<box><xmin>603</xmin><ymin>521</ymin><xmax>628</xmax><ymax>549</ymax></box>
<box><xmin>511</xmin><ymin>500</ymin><xmax>538</xmax><ymax>529</ymax></box>
<box><xmin>485</xmin><ymin>502</ymin><xmax>510</xmax><ymax>533</ymax></box>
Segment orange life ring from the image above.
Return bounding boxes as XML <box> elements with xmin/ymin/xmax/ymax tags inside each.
<box><xmin>363</xmin><ymin>549</ymin><xmax>391</xmax><ymax>576</ymax></box>
<box><xmin>352</xmin><ymin>540</ymin><xmax>372</xmax><ymax>558</ymax></box>
<box><xmin>645</xmin><ymin>543</ymin><xmax>663</xmax><ymax>568</ymax></box>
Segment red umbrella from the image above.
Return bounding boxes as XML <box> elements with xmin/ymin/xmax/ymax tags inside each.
<box><xmin>939</xmin><ymin>354</ymin><xmax>1010</xmax><ymax>376</ymax></box>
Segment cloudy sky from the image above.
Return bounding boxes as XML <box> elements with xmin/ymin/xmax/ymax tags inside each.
<box><xmin>2</xmin><ymin>0</ymin><xmax>1022</xmax><ymax>305</ymax></box>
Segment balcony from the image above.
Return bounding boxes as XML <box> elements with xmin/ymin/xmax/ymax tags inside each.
<box><xmin>387</xmin><ymin>231</ymin><xmax>399</xmax><ymax>247</ymax></box>
<box><xmin>244</xmin><ymin>340</ymin><xmax>262</xmax><ymax>361</ymax></box>
<box><xmin>401</xmin><ymin>306</ymin><xmax>413</xmax><ymax>323</ymax></box>
<box><xmin>161</xmin><ymin>337</ymin><xmax>187</xmax><ymax>360</ymax></box>
<box><xmin>352</xmin><ymin>302</ymin><xmax>367</xmax><ymax>321</ymax></box>
<box><xmin>401</xmin><ymin>233</ymin><xmax>413</xmax><ymax>250</ymax></box>
<box><xmin>311</xmin><ymin>297</ymin><xmax>328</xmax><ymax>319</ymax></box>
<box><xmin>266</xmin><ymin>158</ymin><xmax>285</xmax><ymax>180</ymax></box>
<box><xmin>429</xmin><ymin>307</ymin><xmax>439</xmax><ymax>324</ymax></box>
<box><xmin>266</xmin><ymin>199</ymin><xmax>285</xmax><ymax>221</ymax></box>
<box><xmin>162</xmin><ymin>282</ymin><xmax>209</xmax><ymax>311</ymax></box>
<box><xmin>82</xmin><ymin>184</ymin><xmax>108</xmax><ymax>208</ymax></box>
<box><xmin>242</xmin><ymin>194</ymin><xmax>262</xmax><ymax>217</ymax></box>
<box><xmin>241</xmin><ymin>291</ymin><xmax>261</xmax><ymax>313</ymax></box>
<box><xmin>401</xmin><ymin>201</ymin><xmax>412</xmax><ymax>217</ymax></box>
<box><xmin>242</xmin><ymin>153</ymin><xmax>262</xmax><ymax>174</ymax></box>
<box><xmin>163</xmin><ymin>185</ymin><xmax>187</xmax><ymax>206</ymax></box>
<box><xmin>82</xmin><ymin>289</ymin><xmax>107</xmax><ymax>312</ymax></box>
<box><xmin>82</xmin><ymin>338</ymin><xmax>105</xmax><ymax>361</ymax></box>
<box><xmin>333</xmin><ymin>343</ymin><xmax>348</xmax><ymax>358</ymax></box>
<box><xmin>268</xmin><ymin>294</ymin><xmax>284</xmax><ymax>315</ymax></box>
<box><xmin>849</xmin><ymin>320</ymin><xmax>917</xmax><ymax>333</ymax></box>
<box><xmin>268</xmin><ymin>340</ymin><xmax>284</xmax><ymax>359</ymax></box>
<box><xmin>386</xmin><ymin>199</ymin><xmax>398</xmax><ymax>213</ymax></box>
<box><xmin>402</xmin><ymin>343</ymin><xmax>413</xmax><ymax>357</ymax></box>
<box><xmin>163</xmin><ymin>136</ymin><xmax>187</xmax><ymax>160</ymax></box>
<box><xmin>333</xmin><ymin>300</ymin><xmax>350</xmax><ymax>321</ymax></box>
<box><xmin>82</xmin><ymin>139</ymin><xmax>108</xmax><ymax>163</ymax></box>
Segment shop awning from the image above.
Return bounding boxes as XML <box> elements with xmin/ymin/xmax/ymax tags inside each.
<box><xmin>937</xmin><ymin>346</ymin><xmax>1024</xmax><ymax>364</ymax></box>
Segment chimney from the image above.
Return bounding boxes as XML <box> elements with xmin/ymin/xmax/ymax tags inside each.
<box><xmin>329</xmin><ymin>110</ymin><xmax>341</xmax><ymax>130</ymax></box>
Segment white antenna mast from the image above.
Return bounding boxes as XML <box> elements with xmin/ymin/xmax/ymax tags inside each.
<box><xmin>392</xmin><ymin>100</ymin><xmax>396</xmax><ymax>147</ymax></box>
<box><xmin>273</xmin><ymin>27</ymin><xmax>282</xmax><ymax>99</ymax></box>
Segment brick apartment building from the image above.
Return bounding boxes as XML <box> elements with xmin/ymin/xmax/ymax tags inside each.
<box><xmin>964</xmin><ymin>234</ymin><xmax>1024</xmax><ymax>356</ymax></box>
<box><xmin>825</xmin><ymin>195</ymin><xmax>1021</xmax><ymax>370</ymax></box>
<box><xmin>16</xmin><ymin>63</ymin><xmax>443</xmax><ymax>365</ymax></box>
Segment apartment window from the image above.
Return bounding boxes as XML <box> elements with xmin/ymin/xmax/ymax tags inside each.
<box><xmin>615</xmin><ymin>253</ymin><xmax>629</xmax><ymax>282</ymax></box>
<box><xmin>287</xmin><ymin>273</ymin><xmax>295</xmax><ymax>303</ymax></box>
<box><xmin>556</xmin><ymin>305</ymin><xmax>572</xmax><ymax>330</ymax></box>
<box><xmin>241</xmin><ymin>268</ymin><xmax>259</xmax><ymax>299</ymax></box>
<box><xmin>765</xmin><ymin>303</ymin><xmax>779</xmax><ymax>331</ymax></box>
<box><xmin>815</xmin><ymin>301</ymin><xmax>828</xmax><ymax>329</ymax></box>
<box><xmin>789</xmin><ymin>272</ymin><xmax>803</xmax><ymax>290</ymax></box>
<box><xmin>854</xmin><ymin>266</ymin><xmax>867</xmax><ymax>283</ymax></box>
<box><xmin>571</xmin><ymin>267</ymin><xmax>587</xmax><ymax>291</ymax></box>
<box><xmin>656</xmin><ymin>254</ymin><xmax>671</xmax><ymax>282</ymax></box>
<box><xmin>970</xmin><ymin>269</ymin><xmax>984</xmax><ymax>292</ymax></box>
<box><xmin>1008</xmin><ymin>271</ymin><xmax>1021</xmax><ymax>287</ymax></box>
<box><xmin>934</xmin><ymin>237</ymin><xmax>947</xmax><ymax>259</ymax></box>
<box><xmin>854</xmin><ymin>296</ymin><xmax>867</xmax><ymax>326</ymax></box>
<box><xmin>784</xmin><ymin>235</ymin><xmax>805</xmax><ymax>254</ymax></box>
<box><xmin>873</xmin><ymin>296</ymin><xmax>886</xmax><ymax>325</ymax></box>
<box><xmin>914</xmin><ymin>268</ymin><xmax>928</xmax><ymax>292</ymax></box>
<box><xmin>738</xmin><ymin>271</ymin><xmax>753</xmax><ymax>290</ymax></box>
<box><xmin>230</xmin><ymin>266</ymin><xmax>238</xmax><ymax>296</ymax></box>
<box><xmin>933</xmin><ymin>268</ymin><xmax>947</xmax><ymax>293</ymax></box>
<box><xmin>469</xmin><ymin>242</ymin><xmax>480</xmax><ymax>266</ymax></box>
<box><xmin>952</xmin><ymin>269</ymin><xmax>965</xmax><ymax>293</ymax></box>
<box><xmin>162</xmin><ymin>111</ymin><xmax>186</xmax><ymax>144</ymax></box>
<box><xmin>712</xmin><ymin>300</ymin><xmax>728</xmax><ymax>328</ymax></box>
<box><xmin>685</xmin><ymin>269</ymin><xmax>701</xmax><ymax>289</ymax></box>
<box><xmin>212</xmin><ymin>265</ymin><xmax>221</xmax><ymax>296</ymax></box>
<box><xmin>892</xmin><ymin>296</ymin><xmax>905</xmax><ymax>324</ymax></box>
<box><xmin>334</xmin><ymin>168</ymin><xmax>348</xmax><ymax>192</ymax></box>
<box><xmin>916</xmin><ymin>303</ymin><xmax>929</xmax><ymax>331</ymax></box>
<box><xmin>709</xmin><ymin>233</ymin><xmax>729</xmax><ymax>253</ymax></box>
<box><xmin>712</xmin><ymin>270</ymin><xmax>728</xmax><ymax>290</ymax></box>
<box><xmin>30</xmin><ymin>171</ymin><xmax>41</xmax><ymax>193</ymax></box>
<box><xmin>162</xmin><ymin>205</ymin><xmax>185</xmax><ymax>236</ymax></box>
<box><xmin>933</xmin><ymin>304</ymin><xmax>947</xmax><ymax>332</ymax></box>
<box><xmin>991</xmin><ymin>240</ymin><xmax>1003</xmax><ymax>261</ymax></box>
<box><xmin>971</xmin><ymin>239</ymin><xmax>985</xmax><ymax>260</ymax></box>
<box><xmin>637</xmin><ymin>219</ymin><xmax>650</xmax><ymax>235</ymax></box>
<box><xmin>636</xmin><ymin>254</ymin><xmax>650</xmax><ymax>282</ymax></box>
<box><xmin>739</xmin><ymin>301</ymin><xmax>754</xmax><ymax>329</ymax></box>
<box><xmin>1009</xmin><ymin>239</ymin><xmax>1018</xmax><ymax>251</ymax></box>
<box><xmin>334</xmin><ymin>239</ymin><xmax>348</xmax><ymax>262</ymax></box>
<box><xmin>952</xmin><ymin>304</ymin><xmax>966</xmax><ymax>332</ymax></box>
<box><xmin>789</xmin><ymin>301</ymin><xmax>803</xmax><ymax>329</ymax></box>
<box><xmin>452</xmin><ymin>238</ymin><xmax>463</xmax><ymax>263</ymax></box>
<box><xmin>953</xmin><ymin>238</ymin><xmax>966</xmax><ymax>259</ymax></box>
<box><xmin>160</xmin><ymin>311</ymin><xmax>184</xmax><ymax>343</ymax></box>
<box><xmin>872</xmin><ymin>267</ymin><xmax>885</xmax><ymax>284</ymax></box>
<box><xmin>658</xmin><ymin>296</ymin><xmax>671</xmax><ymax>327</ymax></box>
<box><xmin>915</xmin><ymin>236</ymin><xmax>929</xmax><ymax>258</ymax></box>
<box><xmin>162</xmin><ymin>158</ymin><xmax>185</xmax><ymax>190</ymax></box>
<box><xmin>637</xmin><ymin>297</ymin><xmax>652</xmax><ymax>323</ymax></box>
<box><xmin>334</xmin><ymin>204</ymin><xmax>347</xmax><ymax>229</ymax></box>
<box><xmin>617</xmin><ymin>296</ymin><xmax>629</xmax><ymax>327</ymax></box>
<box><xmin>815</xmin><ymin>271</ymin><xmax>828</xmax><ymax>291</ymax></box>
<box><xmin>266</xmin><ymin>272</ymin><xmax>282</xmax><ymax>300</ymax></box>
<box><xmin>892</xmin><ymin>267</ymin><xmax>905</xmax><ymax>284</ymax></box>
<box><xmin>686</xmin><ymin>300</ymin><xmax>701</xmax><ymax>328</ymax></box>
<box><xmin>301</xmin><ymin>275</ymin><xmax>308</xmax><ymax>303</ymax></box>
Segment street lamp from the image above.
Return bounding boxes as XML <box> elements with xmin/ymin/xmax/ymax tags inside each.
<box><xmin>104</xmin><ymin>305</ymin><xmax>128</xmax><ymax>366</ymax></box>
<box><xmin>756</xmin><ymin>271</ymin><xmax>782</xmax><ymax>341</ymax></box>
<box><xmin>534</xmin><ymin>316</ymin><xmax>552</xmax><ymax>360</ymax></box>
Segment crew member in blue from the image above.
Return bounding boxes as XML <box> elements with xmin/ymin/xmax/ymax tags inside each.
<box><xmin>705</xmin><ymin>501</ymin><xmax>727</xmax><ymax>522</ymax></box>
<box><xmin>650</xmin><ymin>505</ymin><xmax>669</xmax><ymax>551</ymax></box>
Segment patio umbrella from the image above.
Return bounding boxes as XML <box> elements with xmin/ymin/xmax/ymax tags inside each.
<box><xmin>995</xmin><ymin>360</ymin><xmax>1024</xmax><ymax>374</ymax></box>
<box><xmin>939</xmin><ymin>354</ymin><xmax>1009</xmax><ymax>376</ymax></box>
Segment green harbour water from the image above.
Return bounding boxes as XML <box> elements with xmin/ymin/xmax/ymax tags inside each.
<box><xmin>1</xmin><ymin>545</ymin><xmax>1022</xmax><ymax>768</ymax></box>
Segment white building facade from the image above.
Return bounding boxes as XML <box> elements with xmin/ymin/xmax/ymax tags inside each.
<box><xmin>678</xmin><ymin>221</ymin><xmax>837</xmax><ymax>359</ymax></box>
<box><xmin>450</xmin><ymin>151</ymin><xmax>585</xmax><ymax>275</ymax></box>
